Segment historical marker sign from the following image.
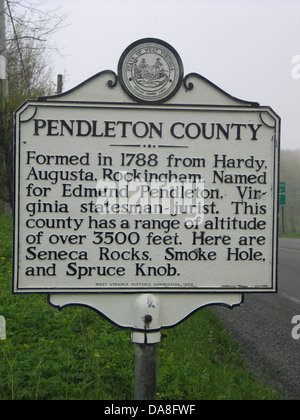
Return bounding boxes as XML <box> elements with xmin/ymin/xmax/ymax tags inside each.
<box><xmin>13</xmin><ymin>39</ymin><xmax>280</xmax><ymax>329</ymax></box>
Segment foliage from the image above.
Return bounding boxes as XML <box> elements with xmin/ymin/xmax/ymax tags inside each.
<box><xmin>0</xmin><ymin>214</ymin><xmax>283</xmax><ymax>400</ymax></box>
<box><xmin>279</xmin><ymin>149</ymin><xmax>300</xmax><ymax>237</ymax></box>
<box><xmin>0</xmin><ymin>101</ymin><xmax>14</xmax><ymax>206</ymax></box>
<box><xmin>5</xmin><ymin>6</ymin><xmax>58</xmax><ymax>101</ymax></box>
<box><xmin>0</xmin><ymin>1</ymin><xmax>65</xmax><ymax>208</ymax></box>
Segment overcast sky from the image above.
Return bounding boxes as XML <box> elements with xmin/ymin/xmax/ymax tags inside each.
<box><xmin>40</xmin><ymin>0</ymin><xmax>300</xmax><ymax>150</ymax></box>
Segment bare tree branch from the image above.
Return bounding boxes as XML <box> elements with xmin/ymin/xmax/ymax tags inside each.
<box><xmin>0</xmin><ymin>0</ymin><xmax>67</xmax><ymax>208</ymax></box>
<box><xmin>5</xmin><ymin>0</ymin><xmax>67</xmax><ymax>53</ymax></box>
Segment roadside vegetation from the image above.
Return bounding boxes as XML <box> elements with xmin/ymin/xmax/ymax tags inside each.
<box><xmin>0</xmin><ymin>214</ymin><xmax>283</xmax><ymax>400</ymax></box>
<box><xmin>279</xmin><ymin>149</ymin><xmax>300</xmax><ymax>238</ymax></box>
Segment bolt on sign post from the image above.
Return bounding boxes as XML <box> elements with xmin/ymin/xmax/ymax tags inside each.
<box><xmin>13</xmin><ymin>38</ymin><xmax>280</xmax><ymax>400</ymax></box>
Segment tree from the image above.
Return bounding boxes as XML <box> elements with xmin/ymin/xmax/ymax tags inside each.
<box><xmin>0</xmin><ymin>100</ymin><xmax>13</xmax><ymax>207</ymax></box>
<box><xmin>279</xmin><ymin>149</ymin><xmax>300</xmax><ymax>236</ymax></box>
<box><xmin>0</xmin><ymin>0</ymin><xmax>66</xmax><ymax>209</ymax></box>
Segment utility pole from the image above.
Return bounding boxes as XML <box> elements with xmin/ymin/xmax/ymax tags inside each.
<box><xmin>0</xmin><ymin>0</ymin><xmax>8</xmax><ymax>105</ymax></box>
<box><xmin>57</xmin><ymin>74</ymin><xmax>63</xmax><ymax>94</ymax></box>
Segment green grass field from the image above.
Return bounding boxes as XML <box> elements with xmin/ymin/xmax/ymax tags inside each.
<box><xmin>0</xmin><ymin>214</ymin><xmax>282</xmax><ymax>400</ymax></box>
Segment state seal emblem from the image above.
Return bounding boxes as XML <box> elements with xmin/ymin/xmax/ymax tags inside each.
<box><xmin>118</xmin><ymin>38</ymin><xmax>184</xmax><ymax>104</ymax></box>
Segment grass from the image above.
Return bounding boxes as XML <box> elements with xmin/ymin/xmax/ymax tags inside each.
<box><xmin>279</xmin><ymin>233</ymin><xmax>300</xmax><ymax>239</ymax></box>
<box><xmin>0</xmin><ymin>214</ymin><xmax>282</xmax><ymax>400</ymax></box>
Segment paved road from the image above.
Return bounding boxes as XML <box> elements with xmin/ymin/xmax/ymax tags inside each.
<box><xmin>216</xmin><ymin>238</ymin><xmax>300</xmax><ymax>399</ymax></box>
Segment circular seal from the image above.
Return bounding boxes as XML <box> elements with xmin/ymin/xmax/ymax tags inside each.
<box><xmin>118</xmin><ymin>38</ymin><xmax>184</xmax><ymax>104</ymax></box>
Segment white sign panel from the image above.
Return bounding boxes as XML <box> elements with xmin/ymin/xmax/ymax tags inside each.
<box><xmin>13</xmin><ymin>39</ymin><xmax>280</xmax><ymax>297</ymax></box>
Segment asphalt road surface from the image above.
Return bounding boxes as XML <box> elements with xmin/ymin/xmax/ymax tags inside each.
<box><xmin>216</xmin><ymin>238</ymin><xmax>300</xmax><ymax>400</ymax></box>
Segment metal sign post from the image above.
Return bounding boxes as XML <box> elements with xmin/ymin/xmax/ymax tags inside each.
<box><xmin>131</xmin><ymin>294</ymin><xmax>160</xmax><ymax>400</ymax></box>
<box><xmin>134</xmin><ymin>343</ymin><xmax>158</xmax><ymax>400</ymax></box>
<box><xmin>13</xmin><ymin>38</ymin><xmax>280</xmax><ymax>400</ymax></box>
